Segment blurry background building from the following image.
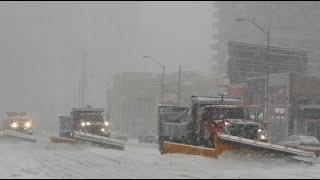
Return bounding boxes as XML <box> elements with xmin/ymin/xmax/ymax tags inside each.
<box><xmin>110</xmin><ymin>70</ymin><xmax>223</xmax><ymax>138</ymax></box>
<box><xmin>212</xmin><ymin>1</ymin><xmax>320</xmax><ymax>76</ymax></box>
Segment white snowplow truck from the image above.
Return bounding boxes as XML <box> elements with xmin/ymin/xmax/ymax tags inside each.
<box><xmin>50</xmin><ymin>105</ymin><xmax>125</xmax><ymax>151</ymax></box>
<box><xmin>2</xmin><ymin>112</ymin><xmax>36</xmax><ymax>142</ymax></box>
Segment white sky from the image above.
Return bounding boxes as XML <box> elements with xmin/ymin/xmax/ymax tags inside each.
<box><xmin>0</xmin><ymin>1</ymin><xmax>214</xmax><ymax>130</ymax></box>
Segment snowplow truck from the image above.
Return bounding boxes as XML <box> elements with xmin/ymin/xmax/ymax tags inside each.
<box><xmin>2</xmin><ymin>112</ymin><xmax>36</xmax><ymax>142</ymax></box>
<box><xmin>158</xmin><ymin>96</ymin><xmax>318</xmax><ymax>164</ymax></box>
<box><xmin>50</xmin><ymin>105</ymin><xmax>125</xmax><ymax>150</ymax></box>
<box><xmin>158</xmin><ymin>96</ymin><xmax>260</xmax><ymax>150</ymax></box>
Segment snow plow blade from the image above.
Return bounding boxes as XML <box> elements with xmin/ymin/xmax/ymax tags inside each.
<box><xmin>73</xmin><ymin>131</ymin><xmax>125</xmax><ymax>151</ymax></box>
<box><xmin>50</xmin><ymin>136</ymin><xmax>77</xmax><ymax>144</ymax></box>
<box><xmin>162</xmin><ymin>133</ymin><xmax>318</xmax><ymax>164</ymax></box>
<box><xmin>163</xmin><ymin>141</ymin><xmax>234</xmax><ymax>158</ymax></box>
<box><xmin>217</xmin><ymin>133</ymin><xmax>316</xmax><ymax>156</ymax></box>
<box><xmin>217</xmin><ymin>133</ymin><xmax>317</xmax><ymax>163</ymax></box>
<box><xmin>3</xmin><ymin>130</ymin><xmax>36</xmax><ymax>142</ymax></box>
<box><xmin>162</xmin><ymin>133</ymin><xmax>235</xmax><ymax>158</ymax></box>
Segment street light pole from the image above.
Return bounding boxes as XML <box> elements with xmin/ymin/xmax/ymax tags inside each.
<box><xmin>161</xmin><ymin>65</ymin><xmax>165</xmax><ymax>104</ymax></box>
<box><xmin>266</xmin><ymin>29</ymin><xmax>270</xmax><ymax>130</ymax></box>
<box><xmin>235</xmin><ymin>18</ymin><xmax>270</xmax><ymax>130</ymax></box>
<box><xmin>142</xmin><ymin>56</ymin><xmax>165</xmax><ymax>104</ymax></box>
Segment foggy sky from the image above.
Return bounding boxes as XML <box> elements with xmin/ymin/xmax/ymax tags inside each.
<box><xmin>0</xmin><ymin>1</ymin><xmax>212</xmax><ymax>131</ymax></box>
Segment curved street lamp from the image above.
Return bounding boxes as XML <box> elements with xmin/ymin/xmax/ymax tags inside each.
<box><xmin>141</xmin><ymin>56</ymin><xmax>166</xmax><ymax>104</ymax></box>
<box><xmin>235</xmin><ymin>18</ymin><xmax>270</xmax><ymax>129</ymax></box>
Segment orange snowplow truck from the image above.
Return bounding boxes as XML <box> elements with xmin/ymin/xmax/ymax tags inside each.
<box><xmin>158</xmin><ymin>96</ymin><xmax>319</xmax><ymax>164</ymax></box>
<box><xmin>158</xmin><ymin>95</ymin><xmax>268</xmax><ymax>155</ymax></box>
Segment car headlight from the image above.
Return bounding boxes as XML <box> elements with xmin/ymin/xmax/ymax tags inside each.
<box><xmin>224</xmin><ymin>122</ymin><xmax>229</xmax><ymax>125</ymax></box>
<box><xmin>258</xmin><ymin>129</ymin><xmax>261</xmax><ymax>133</ymax></box>
<box><xmin>25</xmin><ymin>122</ymin><xmax>31</xmax><ymax>128</ymax></box>
<box><xmin>104</xmin><ymin>121</ymin><xmax>109</xmax><ymax>126</ymax></box>
<box><xmin>260</xmin><ymin>134</ymin><xmax>266</xmax><ymax>140</ymax></box>
<box><xmin>101</xmin><ymin>128</ymin><xmax>105</xmax><ymax>132</ymax></box>
<box><xmin>81</xmin><ymin>122</ymin><xmax>85</xmax><ymax>126</ymax></box>
<box><xmin>12</xmin><ymin>123</ymin><xmax>18</xmax><ymax>128</ymax></box>
<box><xmin>86</xmin><ymin>122</ymin><xmax>90</xmax><ymax>126</ymax></box>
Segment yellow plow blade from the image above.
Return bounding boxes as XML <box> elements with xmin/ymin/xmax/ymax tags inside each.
<box><xmin>163</xmin><ymin>141</ymin><xmax>218</xmax><ymax>158</ymax></box>
<box><xmin>163</xmin><ymin>141</ymin><xmax>236</xmax><ymax>158</ymax></box>
<box><xmin>50</xmin><ymin>136</ymin><xmax>77</xmax><ymax>144</ymax></box>
<box><xmin>162</xmin><ymin>133</ymin><xmax>318</xmax><ymax>164</ymax></box>
<box><xmin>163</xmin><ymin>134</ymin><xmax>236</xmax><ymax>158</ymax></box>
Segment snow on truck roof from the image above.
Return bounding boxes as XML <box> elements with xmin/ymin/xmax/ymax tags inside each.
<box><xmin>191</xmin><ymin>96</ymin><xmax>242</xmax><ymax>105</ymax></box>
<box><xmin>192</xmin><ymin>96</ymin><xmax>241</xmax><ymax>101</ymax></box>
<box><xmin>203</xmin><ymin>105</ymin><xmax>244</xmax><ymax>108</ymax></box>
<box><xmin>6</xmin><ymin>112</ymin><xmax>28</xmax><ymax>116</ymax></box>
<box><xmin>72</xmin><ymin>107</ymin><xmax>104</xmax><ymax>112</ymax></box>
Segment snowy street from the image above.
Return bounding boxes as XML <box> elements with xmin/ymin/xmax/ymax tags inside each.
<box><xmin>1</xmin><ymin>135</ymin><xmax>320</xmax><ymax>179</ymax></box>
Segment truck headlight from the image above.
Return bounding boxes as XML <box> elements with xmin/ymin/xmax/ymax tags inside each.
<box><xmin>104</xmin><ymin>121</ymin><xmax>109</xmax><ymax>126</ymax></box>
<box><xmin>25</xmin><ymin>122</ymin><xmax>31</xmax><ymax>128</ymax></box>
<box><xmin>81</xmin><ymin>122</ymin><xmax>85</xmax><ymax>126</ymax></box>
<box><xmin>12</xmin><ymin>123</ymin><xmax>18</xmax><ymax>128</ymax></box>
<box><xmin>86</xmin><ymin>122</ymin><xmax>90</xmax><ymax>125</ymax></box>
<box><xmin>101</xmin><ymin>128</ymin><xmax>105</xmax><ymax>132</ymax></box>
<box><xmin>260</xmin><ymin>134</ymin><xmax>266</xmax><ymax>140</ymax></box>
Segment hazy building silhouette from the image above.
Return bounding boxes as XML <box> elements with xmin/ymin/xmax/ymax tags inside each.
<box><xmin>212</xmin><ymin>1</ymin><xmax>320</xmax><ymax>76</ymax></box>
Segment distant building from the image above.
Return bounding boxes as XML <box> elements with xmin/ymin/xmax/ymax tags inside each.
<box><xmin>110</xmin><ymin>70</ymin><xmax>222</xmax><ymax>137</ymax></box>
<box><xmin>227</xmin><ymin>41</ymin><xmax>308</xmax><ymax>84</ymax></box>
<box><xmin>246</xmin><ymin>73</ymin><xmax>320</xmax><ymax>143</ymax></box>
<box><xmin>212</xmin><ymin>1</ymin><xmax>320</xmax><ymax>76</ymax></box>
<box><xmin>111</xmin><ymin>72</ymin><xmax>160</xmax><ymax>137</ymax></box>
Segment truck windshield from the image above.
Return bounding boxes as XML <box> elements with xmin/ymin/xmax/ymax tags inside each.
<box><xmin>75</xmin><ymin>113</ymin><xmax>104</xmax><ymax>122</ymax></box>
<box><xmin>210</xmin><ymin>107</ymin><xmax>245</xmax><ymax>120</ymax></box>
<box><xmin>60</xmin><ymin>120</ymin><xmax>72</xmax><ymax>129</ymax></box>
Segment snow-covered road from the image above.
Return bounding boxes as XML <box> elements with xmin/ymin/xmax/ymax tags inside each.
<box><xmin>0</xmin><ymin>134</ymin><xmax>320</xmax><ymax>179</ymax></box>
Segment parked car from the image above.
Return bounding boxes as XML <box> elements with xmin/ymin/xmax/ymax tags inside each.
<box><xmin>111</xmin><ymin>131</ymin><xmax>128</xmax><ymax>142</ymax></box>
<box><xmin>138</xmin><ymin>129</ymin><xmax>158</xmax><ymax>144</ymax></box>
<box><xmin>281</xmin><ymin>135</ymin><xmax>320</xmax><ymax>156</ymax></box>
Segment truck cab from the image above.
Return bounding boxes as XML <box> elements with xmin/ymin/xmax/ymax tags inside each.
<box><xmin>59</xmin><ymin>115</ymin><xmax>73</xmax><ymax>138</ymax></box>
<box><xmin>5</xmin><ymin>112</ymin><xmax>34</xmax><ymax>135</ymax></box>
<box><xmin>72</xmin><ymin>105</ymin><xmax>111</xmax><ymax>137</ymax></box>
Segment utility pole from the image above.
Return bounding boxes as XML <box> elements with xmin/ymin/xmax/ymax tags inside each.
<box><xmin>177</xmin><ymin>65</ymin><xmax>181</xmax><ymax>105</ymax></box>
<box><xmin>161</xmin><ymin>66</ymin><xmax>165</xmax><ymax>104</ymax></box>
<box><xmin>234</xmin><ymin>18</ymin><xmax>270</xmax><ymax>131</ymax></box>
<box><xmin>81</xmin><ymin>49</ymin><xmax>87</xmax><ymax>107</ymax></box>
<box><xmin>106</xmin><ymin>80</ymin><xmax>109</xmax><ymax>115</ymax></box>
<box><xmin>78</xmin><ymin>80</ymin><xmax>81</xmax><ymax>107</ymax></box>
<box><xmin>265</xmin><ymin>29</ymin><xmax>270</xmax><ymax>131</ymax></box>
